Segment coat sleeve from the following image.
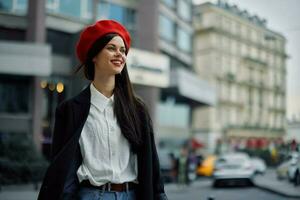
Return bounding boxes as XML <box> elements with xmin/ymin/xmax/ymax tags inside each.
<box><xmin>51</xmin><ymin>103</ymin><xmax>67</xmax><ymax>160</ymax></box>
<box><xmin>147</xmin><ymin>116</ymin><xmax>168</xmax><ymax>200</ymax></box>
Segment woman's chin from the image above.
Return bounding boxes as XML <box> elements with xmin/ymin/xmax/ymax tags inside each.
<box><xmin>113</xmin><ymin>67</ymin><xmax>124</xmax><ymax>74</ymax></box>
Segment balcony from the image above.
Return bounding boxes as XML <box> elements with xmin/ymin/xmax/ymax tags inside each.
<box><xmin>0</xmin><ymin>41</ymin><xmax>51</xmax><ymax>76</ymax></box>
<box><xmin>243</xmin><ymin>56</ymin><xmax>268</xmax><ymax>68</ymax></box>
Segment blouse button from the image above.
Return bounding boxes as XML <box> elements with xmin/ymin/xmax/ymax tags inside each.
<box><xmin>110</xmin><ymin>126</ymin><xmax>115</xmax><ymax>132</ymax></box>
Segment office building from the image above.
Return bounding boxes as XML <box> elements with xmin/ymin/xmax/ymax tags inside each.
<box><xmin>193</xmin><ymin>1</ymin><xmax>287</xmax><ymax>152</ymax></box>
<box><xmin>0</xmin><ymin>0</ymin><xmax>215</xmax><ymax>158</ymax></box>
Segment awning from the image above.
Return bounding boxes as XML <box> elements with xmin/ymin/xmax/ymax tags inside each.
<box><xmin>191</xmin><ymin>138</ymin><xmax>205</xmax><ymax>149</ymax></box>
<box><xmin>0</xmin><ymin>41</ymin><xmax>51</xmax><ymax>76</ymax></box>
<box><xmin>166</xmin><ymin>68</ymin><xmax>217</xmax><ymax>106</ymax></box>
<box><xmin>127</xmin><ymin>48</ymin><xmax>170</xmax><ymax>88</ymax></box>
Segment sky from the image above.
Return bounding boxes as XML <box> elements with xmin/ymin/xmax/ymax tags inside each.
<box><xmin>193</xmin><ymin>0</ymin><xmax>300</xmax><ymax>119</ymax></box>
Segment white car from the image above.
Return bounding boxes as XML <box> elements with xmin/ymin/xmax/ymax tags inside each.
<box><xmin>287</xmin><ymin>152</ymin><xmax>299</xmax><ymax>182</ymax></box>
<box><xmin>213</xmin><ymin>152</ymin><xmax>255</xmax><ymax>187</ymax></box>
<box><xmin>251</xmin><ymin>157</ymin><xmax>266</xmax><ymax>174</ymax></box>
<box><xmin>276</xmin><ymin>152</ymin><xmax>299</xmax><ymax>181</ymax></box>
<box><xmin>293</xmin><ymin>159</ymin><xmax>300</xmax><ymax>186</ymax></box>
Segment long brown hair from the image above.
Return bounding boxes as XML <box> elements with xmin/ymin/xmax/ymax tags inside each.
<box><xmin>76</xmin><ymin>34</ymin><xmax>146</xmax><ymax>152</ymax></box>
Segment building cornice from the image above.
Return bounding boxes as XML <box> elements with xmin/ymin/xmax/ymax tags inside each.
<box><xmin>195</xmin><ymin>27</ymin><xmax>288</xmax><ymax>58</ymax></box>
<box><xmin>195</xmin><ymin>2</ymin><xmax>286</xmax><ymax>41</ymax></box>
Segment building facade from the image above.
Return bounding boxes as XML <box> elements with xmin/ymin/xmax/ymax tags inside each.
<box><xmin>143</xmin><ymin>0</ymin><xmax>216</xmax><ymax>152</ymax></box>
<box><xmin>286</xmin><ymin>119</ymin><xmax>300</xmax><ymax>144</ymax></box>
<box><xmin>0</xmin><ymin>0</ymin><xmax>216</xmax><ymax>158</ymax></box>
<box><xmin>193</xmin><ymin>1</ymin><xmax>287</xmax><ymax>152</ymax></box>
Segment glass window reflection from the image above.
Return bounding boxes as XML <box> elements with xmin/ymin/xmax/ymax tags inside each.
<box><xmin>97</xmin><ymin>2</ymin><xmax>124</xmax><ymax>24</ymax></box>
<box><xmin>177</xmin><ymin>27</ymin><xmax>191</xmax><ymax>52</ymax></box>
<box><xmin>178</xmin><ymin>0</ymin><xmax>191</xmax><ymax>21</ymax></box>
<box><xmin>97</xmin><ymin>2</ymin><xmax>136</xmax><ymax>37</ymax></box>
<box><xmin>46</xmin><ymin>0</ymin><xmax>92</xmax><ymax>20</ymax></box>
<box><xmin>15</xmin><ymin>0</ymin><xmax>27</xmax><ymax>13</ymax></box>
<box><xmin>159</xmin><ymin>14</ymin><xmax>175</xmax><ymax>42</ymax></box>
<box><xmin>59</xmin><ymin>0</ymin><xmax>81</xmax><ymax>18</ymax></box>
<box><xmin>0</xmin><ymin>75</ymin><xmax>30</xmax><ymax>113</ymax></box>
<box><xmin>0</xmin><ymin>0</ymin><xmax>13</xmax><ymax>12</ymax></box>
<box><xmin>161</xmin><ymin>0</ymin><xmax>175</xmax><ymax>9</ymax></box>
<box><xmin>157</xmin><ymin>99</ymin><xmax>190</xmax><ymax>128</ymax></box>
<box><xmin>0</xmin><ymin>0</ymin><xmax>27</xmax><ymax>14</ymax></box>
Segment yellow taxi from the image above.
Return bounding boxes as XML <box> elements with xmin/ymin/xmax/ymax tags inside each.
<box><xmin>197</xmin><ymin>155</ymin><xmax>217</xmax><ymax>177</ymax></box>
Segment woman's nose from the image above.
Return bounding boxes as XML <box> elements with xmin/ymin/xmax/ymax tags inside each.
<box><xmin>114</xmin><ymin>50</ymin><xmax>122</xmax><ymax>57</ymax></box>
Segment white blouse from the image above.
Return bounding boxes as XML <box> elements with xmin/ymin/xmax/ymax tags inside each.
<box><xmin>77</xmin><ymin>83</ymin><xmax>138</xmax><ymax>186</ymax></box>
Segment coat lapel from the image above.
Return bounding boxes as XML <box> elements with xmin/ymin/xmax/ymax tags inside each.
<box><xmin>72</xmin><ymin>85</ymin><xmax>91</xmax><ymax>139</ymax></box>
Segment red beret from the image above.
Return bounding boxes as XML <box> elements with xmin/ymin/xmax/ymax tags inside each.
<box><xmin>76</xmin><ymin>20</ymin><xmax>131</xmax><ymax>63</ymax></box>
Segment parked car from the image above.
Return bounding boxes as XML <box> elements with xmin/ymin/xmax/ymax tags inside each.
<box><xmin>251</xmin><ymin>157</ymin><xmax>266</xmax><ymax>175</ymax></box>
<box><xmin>213</xmin><ymin>152</ymin><xmax>255</xmax><ymax>187</ymax></box>
<box><xmin>276</xmin><ymin>160</ymin><xmax>290</xmax><ymax>180</ymax></box>
<box><xmin>197</xmin><ymin>155</ymin><xmax>217</xmax><ymax>177</ymax></box>
<box><xmin>276</xmin><ymin>152</ymin><xmax>298</xmax><ymax>180</ymax></box>
<box><xmin>287</xmin><ymin>152</ymin><xmax>299</xmax><ymax>182</ymax></box>
<box><xmin>293</xmin><ymin>160</ymin><xmax>300</xmax><ymax>186</ymax></box>
<box><xmin>288</xmin><ymin>152</ymin><xmax>300</xmax><ymax>185</ymax></box>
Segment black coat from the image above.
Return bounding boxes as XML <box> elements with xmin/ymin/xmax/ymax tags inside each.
<box><xmin>38</xmin><ymin>85</ymin><xmax>168</xmax><ymax>200</ymax></box>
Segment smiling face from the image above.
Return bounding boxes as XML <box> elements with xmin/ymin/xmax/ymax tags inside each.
<box><xmin>92</xmin><ymin>35</ymin><xmax>127</xmax><ymax>79</ymax></box>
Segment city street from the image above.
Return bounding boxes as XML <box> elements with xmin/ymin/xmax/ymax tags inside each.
<box><xmin>0</xmin><ymin>0</ymin><xmax>300</xmax><ymax>200</ymax></box>
<box><xmin>2</xmin><ymin>171</ymin><xmax>300</xmax><ymax>200</ymax></box>
<box><xmin>0</xmin><ymin>182</ymin><xmax>291</xmax><ymax>200</ymax></box>
<box><xmin>165</xmin><ymin>180</ymin><xmax>292</xmax><ymax>200</ymax></box>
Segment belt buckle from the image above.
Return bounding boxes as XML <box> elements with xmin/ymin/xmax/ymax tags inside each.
<box><xmin>125</xmin><ymin>182</ymin><xmax>129</xmax><ymax>191</ymax></box>
<box><xmin>107</xmin><ymin>182</ymin><xmax>111</xmax><ymax>191</ymax></box>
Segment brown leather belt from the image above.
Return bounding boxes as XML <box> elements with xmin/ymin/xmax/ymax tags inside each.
<box><xmin>80</xmin><ymin>180</ymin><xmax>136</xmax><ymax>192</ymax></box>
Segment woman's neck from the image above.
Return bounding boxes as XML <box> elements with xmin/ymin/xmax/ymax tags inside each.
<box><xmin>92</xmin><ymin>76</ymin><xmax>115</xmax><ymax>98</ymax></box>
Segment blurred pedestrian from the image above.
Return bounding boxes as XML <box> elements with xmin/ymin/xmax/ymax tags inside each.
<box><xmin>187</xmin><ymin>149</ymin><xmax>198</xmax><ymax>184</ymax></box>
<box><xmin>177</xmin><ymin>145</ymin><xmax>189</xmax><ymax>187</ymax></box>
<box><xmin>169</xmin><ymin>152</ymin><xmax>178</xmax><ymax>182</ymax></box>
<box><xmin>37</xmin><ymin>20</ymin><xmax>168</xmax><ymax>200</ymax></box>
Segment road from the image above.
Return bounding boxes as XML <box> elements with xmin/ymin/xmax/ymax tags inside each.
<box><xmin>1</xmin><ymin>177</ymin><xmax>298</xmax><ymax>200</ymax></box>
<box><xmin>165</xmin><ymin>179</ymin><xmax>294</xmax><ymax>200</ymax></box>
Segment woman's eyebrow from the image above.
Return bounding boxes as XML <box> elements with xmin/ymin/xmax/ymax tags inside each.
<box><xmin>107</xmin><ymin>43</ymin><xmax>126</xmax><ymax>49</ymax></box>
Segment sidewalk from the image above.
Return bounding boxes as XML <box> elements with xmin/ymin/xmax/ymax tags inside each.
<box><xmin>0</xmin><ymin>184</ymin><xmax>38</xmax><ymax>200</ymax></box>
<box><xmin>1</xmin><ymin>172</ymin><xmax>299</xmax><ymax>200</ymax></box>
<box><xmin>253</xmin><ymin>169</ymin><xmax>300</xmax><ymax>199</ymax></box>
<box><xmin>165</xmin><ymin>178</ymin><xmax>212</xmax><ymax>192</ymax></box>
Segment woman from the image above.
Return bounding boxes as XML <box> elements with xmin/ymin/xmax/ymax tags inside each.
<box><xmin>38</xmin><ymin>20</ymin><xmax>168</xmax><ymax>200</ymax></box>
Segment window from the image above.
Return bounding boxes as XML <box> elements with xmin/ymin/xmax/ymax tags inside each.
<box><xmin>46</xmin><ymin>0</ymin><xmax>92</xmax><ymax>20</ymax></box>
<box><xmin>157</xmin><ymin>99</ymin><xmax>190</xmax><ymax>128</ymax></box>
<box><xmin>159</xmin><ymin>14</ymin><xmax>175</xmax><ymax>42</ymax></box>
<box><xmin>0</xmin><ymin>75</ymin><xmax>30</xmax><ymax>113</ymax></box>
<box><xmin>47</xmin><ymin>0</ymin><xmax>59</xmax><ymax>12</ymax></box>
<box><xmin>177</xmin><ymin>27</ymin><xmax>191</xmax><ymax>52</ymax></box>
<box><xmin>222</xmin><ymin>17</ymin><xmax>231</xmax><ymax>32</ymax></box>
<box><xmin>97</xmin><ymin>3</ymin><xmax>123</xmax><ymax>22</ymax></box>
<box><xmin>161</xmin><ymin>0</ymin><xmax>175</xmax><ymax>9</ymax></box>
<box><xmin>81</xmin><ymin>0</ymin><xmax>92</xmax><ymax>20</ymax></box>
<box><xmin>59</xmin><ymin>0</ymin><xmax>81</xmax><ymax>19</ymax></box>
<box><xmin>47</xmin><ymin>29</ymin><xmax>72</xmax><ymax>55</ymax></box>
<box><xmin>15</xmin><ymin>0</ymin><xmax>27</xmax><ymax>13</ymax></box>
<box><xmin>0</xmin><ymin>0</ymin><xmax>13</xmax><ymax>12</ymax></box>
<box><xmin>251</xmin><ymin>30</ymin><xmax>257</xmax><ymax>42</ymax></box>
<box><xmin>241</xmin><ymin>25</ymin><xmax>247</xmax><ymax>39</ymax></box>
<box><xmin>97</xmin><ymin>2</ymin><xmax>136</xmax><ymax>29</ymax></box>
<box><xmin>251</xmin><ymin>46</ymin><xmax>257</xmax><ymax>59</ymax></box>
<box><xmin>177</xmin><ymin>0</ymin><xmax>191</xmax><ymax>21</ymax></box>
<box><xmin>0</xmin><ymin>0</ymin><xmax>28</xmax><ymax>14</ymax></box>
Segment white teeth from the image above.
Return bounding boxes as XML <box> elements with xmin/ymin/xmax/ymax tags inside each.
<box><xmin>112</xmin><ymin>60</ymin><xmax>121</xmax><ymax>65</ymax></box>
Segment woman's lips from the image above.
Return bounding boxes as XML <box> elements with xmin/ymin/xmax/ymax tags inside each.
<box><xmin>111</xmin><ymin>59</ymin><xmax>123</xmax><ymax>66</ymax></box>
